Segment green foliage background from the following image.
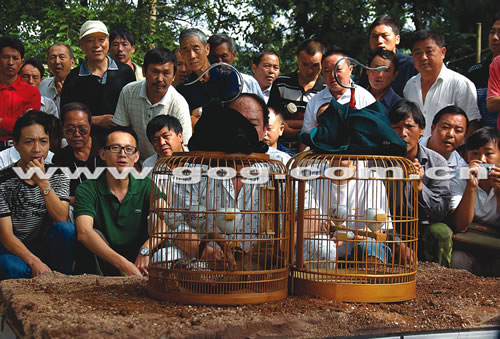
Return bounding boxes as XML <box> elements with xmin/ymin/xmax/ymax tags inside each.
<box><xmin>0</xmin><ymin>0</ymin><xmax>497</xmax><ymax>76</ymax></box>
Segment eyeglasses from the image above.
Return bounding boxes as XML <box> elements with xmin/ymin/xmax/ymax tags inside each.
<box><xmin>104</xmin><ymin>144</ymin><xmax>137</xmax><ymax>155</ymax></box>
<box><xmin>64</xmin><ymin>126</ymin><xmax>89</xmax><ymax>135</ymax></box>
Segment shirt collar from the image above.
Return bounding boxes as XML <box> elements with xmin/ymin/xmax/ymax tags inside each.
<box><xmin>79</xmin><ymin>56</ymin><xmax>118</xmax><ymax>76</ymax></box>
<box><xmin>139</xmin><ymin>80</ymin><xmax>172</xmax><ymax>106</ymax></box>
<box><xmin>0</xmin><ymin>75</ymin><xmax>23</xmax><ymax>90</ymax></box>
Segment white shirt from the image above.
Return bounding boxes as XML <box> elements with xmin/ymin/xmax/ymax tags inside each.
<box><xmin>301</xmin><ymin>85</ymin><xmax>376</xmax><ymax>134</ymax></box>
<box><xmin>266</xmin><ymin>146</ymin><xmax>291</xmax><ymax>165</ymax></box>
<box><xmin>112</xmin><ymin>80</ymin><xmax>192</xmax><ymax>160</ymax></box>
<box><xmin>39</xmin><ymin>77</ymin><xmax>60</xmax><ymax>114</ymax></box>
<box><xmin>142</xmin><ymin>153</ymin><xmax>158</xmax><ymax>170</ymax></box>
<box><xmin>0</xmin><ymin>147</ymin><xmax>54</xmax><ymax>170</ymax></box>
<box><xmin>41</xmin><ymin>96</ymin><xmax>59</xmax><ymax>118</ymax></box>
<box><xmin>419</xmin><ymin>136</ymin><xmax>467</xmax><ymax>169</ymax></box>
<box><xmin>241</xmin><ymin>73</ymin><xmax>265</xmax><ymax>99</ymax></box>
<box><xmin>403</xmin><ymin>65</ymin><xmax>481</xmax><ymax>137</ymax></box>
<box><xmin>262</xmin><ymin>85</ymin><xmax>272</xmax><ymax>103</ymax></box>
<box><xmin>450</xmin><ymin>171</ymin><xmax>500</xmax><ymax>226</ymax></box>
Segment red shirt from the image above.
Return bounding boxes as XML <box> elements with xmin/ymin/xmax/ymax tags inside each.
<box><xmin>0</xmin><ymin>75</ymin><xmax>41</xmax><ymax>140</ymax></box>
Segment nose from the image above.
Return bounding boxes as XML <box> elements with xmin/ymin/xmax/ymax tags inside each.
<box><xmin>189</xmin><ymin>50</ymin><xmax>196</xmax><ymax>59</ymax></box>
<box><xmin>480</xmin><ymin>154</ymin><xmax>487</xmax><ymax>163</ymax></box>
<box><xmin>377</xmin><ymin>36</ymin><xmax>384</xmax><ymax>45</ymax></box>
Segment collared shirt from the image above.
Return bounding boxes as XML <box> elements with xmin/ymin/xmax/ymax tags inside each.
<box><xmin>262</xmin><ymin>85</ymin><xmax>272</xmax><ymax>103</ymax></box>
<box><xmin>79</xmin><ymin>56</ymin><xmax>119</xmax><ymax>84</ymax></box>
<box><xmin>112</xmin><ymin>80</ymin><xmax>192</xmax><ymax>160</ymax></box>
<box><xmin>41</xmin><ymin>96</ymin><xmax>59</xmax><ymax>118</ymax></box>
<box><xmin>268</xmin><ymin>71</ymin><xmax>326</xmax><ymax>121</ymax></box>
<box><xmin>39</xmin><ymin>77</ymin><xmax>61</xmax><ymax>114</ymax></box>
<box><xmin>132</xmin><ymin>62</ymin><xmax>144</xmax><ymax>81</ymax></box>
<box><xmin>0</xmin><ymin>76</ymin><xmax>41</xmax><ymax>140</ymax></box>
<box><xmin>450</xmin><ymin>168</ymin><xmax>500</xmax><ymax>227</ymax></box>
<box><xmin>419</xmin><ymin>136</ymin><xmax>467</xmax><ymax>169</ymax></box>
<box><xmin>74</xmin><ymin>172</ymin><xmax>151</xmax><ymax>260</ymax></box>
<box><xmin>403</xmin><ymin>65</ymin><xmax>481</xmax><ymax>137</ymax></box>
<box><xmin>301</xmin><ymin>84</ymin><xmax>376</xmax><ymax>134</ymax></box>
<box><xmin>377</xmin><ymin>86</ymin><xmax>401</xmax><ymax>113</ymax></box>
<box><xmin>266</xmin><ymin>146</ymin><xmax>291</xmax><ymax>165</ymax></box>
<box><xmin>241</xmin><ymin>73</ymin><xmax>264</xmax><ymax>99</ymax></box>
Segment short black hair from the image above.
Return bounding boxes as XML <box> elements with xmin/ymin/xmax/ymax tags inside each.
<box><xmin>388</xmin><ymin>99</ymin><xmax>426</xmax><ymax>130</ymax></box>
<box><xmin>368</xmin><ymin>15</ymin><xmax>400</xmax><ymax>37</ymax></box>
<box><xmin>208</xmin><ymin>33</ymin><xmax>236</xmax><ymax>52</ymax></box>
<box><xmin>48</xmin><ymin>43</ymin><xmax>74</xmax><ymax>59</ymax></box>
<box><xmin>297</xmin><ymin>38</ymin><xmax>325</xmax><ymax>56</ymax></box>
<box><xmin>60</xmin><ymin>102</ymin><xmax>92</xmax><ymax>125</ymax></box>
<box><xmin>146</xmin><ymin>115</ymin><xmax>183</xmax><ymax>142</ymax></box>
<box><xmin>411</xmin><ymin>30</ymin><xmax>446</xmax><ymax>50</ymax></box>
<box><xmin>13</xmin><ymin>110</ymin><xmax>52</xmax><ymax>142</ymax></box>
<box><xmin>321</xmin><ymin>46</ymin><xmax>349</xmax><ymax>64</ymax></box>
<box><xmin>252</xmin><ymin>50</ymin><xmax>279</xmax><ymax>66</ymax></box>
<box><xmin>0</xmin><ymin>35</ymin><xmax>25</xmax><ymax>59</ymax></box>
<box><xmin>227</xmin><ymin>93</ymin><xmax>269</xmax><ymax>128</ymax></box>
<box><xmin>465</xmin><ymin>127</ymin><xmax>500</xmax><ymax>151</ymax></box>
<box><xmin>104</xmin><ymin>126</ymin><xmax>139</xmax><ymax>148</ymax></box>
<box><xmin>432</xmin><ymin>105</ymin><xmax>469</xmax><ymax>130</ymax></box>
<box><xmin>20</xmin><ymin>58</ymin><xmax>45</xmax><ymax>78</ymax></box>
<box><xmin>367</xmin><ymin>48</ymin><xmax>399</xmax><ymax>73</ymax></box>
<box><xmin>109</xmin><ymin>29</ymin><xmax>135</xmax><ymax>46</ymax></box>
<box><xmin>143</xmin><ymin>47</ymin><xmax>177</xmax><ymax>74</ymax></box>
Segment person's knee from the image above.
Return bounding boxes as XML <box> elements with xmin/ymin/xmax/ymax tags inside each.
<box><xmin>451</xmin><ymin>250</ymin><xmax>474</xmax><ymax>271</ymax></box>
<box><xmin>51</xmin><ymin>222</ymin><xmax>76</xmax><ymax>242</ymax></box>
<box><xmin>0</xmin><ymin>254</ymin><xmax>31</xmax><ymax>279</ymax></box>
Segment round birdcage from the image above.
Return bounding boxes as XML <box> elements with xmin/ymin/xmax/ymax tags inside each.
<box><xmin>147</xmin><ymin>152</ymin><xmax>290</xmax><ymax>305</ymax></box>
<box><xmin>288</xmin><ymin>152</ymin><xmax>419</xmax><ymax>302</ymax></box>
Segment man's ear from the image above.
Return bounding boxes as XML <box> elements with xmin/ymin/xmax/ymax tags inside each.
<box><xmin>142</xmin><ymin>65</ymin><xmax>146</xmax><ymax>78</ymax></box>
<box><xmin>251</xmin><ymin>64</ymin><xmax>257</xmax><ymax>75</ymax></box>
<box><xmin>99</xmin><ymin>148</ymin><xmax>105</xmax><ymax>161</ymax></box>
<box><xmin>430</xmin><ymin>124</ymin><xmax>436</xmax><ymax>133</ymax></box>
<box><xmin>70</xmin><ymin>58</ymin><xmax>75</xmax><ymax>67</ymax></box>
<box><xmin>395</xmin><ymin>34</ymin><xmax>401</xmax><ymax>46</ymax></box>
<box><xmin>441</xmin><ymin>47</ymin><xmax>447</xmax><ymax>59</ymax></box>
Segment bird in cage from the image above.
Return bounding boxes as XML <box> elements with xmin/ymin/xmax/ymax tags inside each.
<box><xmin>303</xmin><ymin>158</ymin><xmax>393</xmax><ymax>269</ymax></box>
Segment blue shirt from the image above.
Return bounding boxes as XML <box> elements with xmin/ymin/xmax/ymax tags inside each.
<box><xmin>379</xmin><ymin>87</ymin><xmax>401</xmax><ymax>113</ymax></box>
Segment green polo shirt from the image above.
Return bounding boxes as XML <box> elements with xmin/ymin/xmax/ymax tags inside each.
<box><xmin>74</xmin><ymin>172</ymin><xmax>151</xmax><ymax>260</ymax></box>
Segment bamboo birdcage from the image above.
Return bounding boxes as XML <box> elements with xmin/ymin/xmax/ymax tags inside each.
<box><xmin>147</xmin><ymin>152</ymin><xmax>289</xmax><ymax>305</ymax></box>
<box><xmin>288</xmin><ymin>152</ymin><xmax>419</xmax><ymax>302</ymax></box>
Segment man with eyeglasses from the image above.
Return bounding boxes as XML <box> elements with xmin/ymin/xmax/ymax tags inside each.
<box><xmin>52</xmin><ymin>102</ymin><xmax>105</xmax><ymax>207</ymax></box>
<box><xmin>74</xmin><ymin>126</ymin><xmax>154</xmax><ymax>276</ymax></box>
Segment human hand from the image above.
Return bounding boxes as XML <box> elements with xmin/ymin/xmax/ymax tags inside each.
<box><xmin>488</xmin><ymin>165</ymin><xmax>500</xmax><ymax>195</ymax></box>
<box><xmin>466</xmin><ymin>161</ymin><xmax>483</xmax><ymax>189</ymax></box>
<box><xmin>118</xmin><ymin>258</ymin><xmax>143</xmax><ymax>277</ymax></box>
<box><xmin>134</xmin><ymin>254</ymin><xmax>149</xmax><ymax>276</ymax></box>
<box><xmin>201</xmin><ymin>245</ymin><xmax>223</xmax><ymax>261</ymax></box>
<box><xmin>412</xmin><ymin>159</ymin><xmax>424</xmax><ymax>192</ymax></box>
<box><xmin>29</xmin><ymin>259</ymin><xmax>51</xmax><ymax>277</ymax></box>
<box><xmin>26</xmin><ymin>157</ymin><xmax>49</xmax><ymax>188</ymax></box>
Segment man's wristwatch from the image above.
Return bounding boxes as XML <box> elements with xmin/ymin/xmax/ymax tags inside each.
<box><xmin>42</xmin><ymin>186</ymin><xmax>53</xmax><ymax>196</ymax></box>
<box><xmin>139</xmin><ymin>248</ymin><xmax>150</xmax><ymax>256</ymax></box>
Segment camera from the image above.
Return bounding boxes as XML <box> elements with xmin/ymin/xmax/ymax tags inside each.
<box><xmin>479</xmin><ymin>163</ymin><xmax>493</xmax><ymax>173</ymax></box>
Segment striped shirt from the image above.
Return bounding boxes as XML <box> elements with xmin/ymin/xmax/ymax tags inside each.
<box><xmin>267</xmin><ymin>71</ymin><xmax>325</xmax><ymax>120</ymax></box>
<box><xmin>0</xmin><ymin>164</ymin><xmax>69</xmax><ymax>243</ymax></box>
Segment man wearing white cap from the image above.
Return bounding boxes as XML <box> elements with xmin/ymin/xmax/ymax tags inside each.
<box><xmin>60</xmin><ymin>20</ymin><xmax>136</xmax><ymax>141</ymax></box>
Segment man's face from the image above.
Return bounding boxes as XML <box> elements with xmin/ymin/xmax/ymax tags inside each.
<box><xmin>62</xmin><ymin>110</ymin><xmax>91</xmax><ymax>150</ymax></box>
<box><xmin>0</xmin><ymin>47</ymin><xmax>23</xmax><ymax>79</ymax></box>
<box><xmin>14</xmin><ymin>124</ymin><xmax>50</xmax><ymax>166</ymax></box>
<box><xmin>145</xmin><ymin>62</ymin><xmax>175</xmax><ymax>98</ymax></box>
<box><xmin>322</xmin><ymin>54</ymin><xmax>353</xmax><ymax>96</ymax></box>
<box><xmin>109</xmin><ymin>36</ymin><xmax>135</xmax><ymax>64</ymax></box>
<box><xmin>151</xmin><ymin>126</ymin><xmax>183</xmax><ymax>157</ymax></box>
<box><xmin>369</xmin><ymin>24</ymin><xmax>400</xmax><ymax>52</ymax></box>
<box><xmin>47</xmin><ymin>45</ymin><xmax>74</xmax><ymax>79</ymax></box>
<box><xmin>100</xmin><ymin>131</ymin><xmax>139</xmax><ymax>171</ymax></box>
<box><xmin>180</xmin><ymin>35</ymin><xmax>210</xmax><ymax>74</ymax></box>
<box><xmin>466</xmin><ymin>141</ymin><xmax>500</xmax><ymax>165</ymax></box>
<box><xmin>412</xmin><ymin>38</ymin><xmax>446</xmax><ymax>77</ymax></box>
<box><xmin>252</xmin><ymin>53</ymin><xmax>280</xmax><ymax>90</ymax></box>
<box><xmin>429</xmin><ymin>113</ymin><xmax>467</xmax><ymax>157</ymax></box>
<box><xmin>390</xmin><ymin>115</ymin><xmax>423</xmax><ymax>155</ymax></box>
<box><xmin>489</xmin><ymin>19</ymin><xmax>500</xmax><ymax>57</ymax></box>
<box><xmin>208</xmin><ymin>42</ymin><xmax>236</xmax><ymax>64</ymax></box>
<box><xmin>174</xmin><ymin>50</ymin><xmax>190</xmax><ymax>84</ymax></box>
<box><xmin>229</xmin><ymin>97</ymin><xmax>265</xmax><ymax>140</ymax></box>
<box><xmin>80</xmin><ymin>33</ymin><xmax>109</xmax><ymax>63</ymax></box>
<box><xmin>263</xmin><ymin>111</ymin><xmax>283</xmax><ymax>148</ymax></box>
<box><xmin>366</xmin><ymin>55</ymin><xmax>397</xmax><ymax>92</ymax></box>
<box><xmin>297</xmin><ymin>50</ymin><xmax>322</xmax><ymax>82</ymax></box>
<box><xmin>19</xmin><ymin>64</ymin><xmax>41</xmax><ymax>88</ymax></box>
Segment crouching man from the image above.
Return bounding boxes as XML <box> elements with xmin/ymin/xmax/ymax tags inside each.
<box><xmin>74</xmin><ymin>126</ymin><xmax>154</xmax><ymax>276</ymax></box>
<box><xmin>0</xmin><ymin>111</ymin><xmax>73</xmax><ymax>279</ymax></box>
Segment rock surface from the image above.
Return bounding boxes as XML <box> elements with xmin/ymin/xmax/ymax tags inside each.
<box><xmin>0</xmin><ymin>262</ymin><xmax>498</xmax><ymax>338</ymax></box>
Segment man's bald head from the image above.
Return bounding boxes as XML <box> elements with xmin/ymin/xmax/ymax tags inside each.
<box><xmin>227</xmin><ymin>93</ymin><xmax>269</xmax><ymax>140</ymax></box>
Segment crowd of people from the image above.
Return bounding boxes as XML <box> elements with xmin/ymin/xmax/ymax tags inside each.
<box><xmin>0</xmin><ymin>13</ymin><xmax>498</xmax><ymax>280</ymax></box>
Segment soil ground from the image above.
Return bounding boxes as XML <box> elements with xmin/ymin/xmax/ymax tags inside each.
<box><xmin>0</xmin><ymin>262</ymin><xmax>498</xmax><ymax>338</ymax></box>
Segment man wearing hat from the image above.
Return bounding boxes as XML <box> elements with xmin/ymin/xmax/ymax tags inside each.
<box><xmin>60</xmin><ymin>20</ymin><xmax>135</xmax><ymax>142</ymax></box>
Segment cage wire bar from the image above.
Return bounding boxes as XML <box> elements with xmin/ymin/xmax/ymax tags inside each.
<box><xmin>147</xmin><ymin>152</ymin><xmax>290</xmax><ymax>305</ymax></box>
<box><xmin>288</xmin><ymin>152</ymin><xmax>419</xmax><ymax>302</ymax></box>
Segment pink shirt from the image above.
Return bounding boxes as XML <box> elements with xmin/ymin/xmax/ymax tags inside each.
<box><xmin>487</xmin><ymin>55</ymin><xmax>500</xmax><ymax>128</ymax></box>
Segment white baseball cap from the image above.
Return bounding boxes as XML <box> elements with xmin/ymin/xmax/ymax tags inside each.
<box><xmin>79</xmin><ymin>20</ymin><xmax>109</xmax><ymax>40</ymax></box>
